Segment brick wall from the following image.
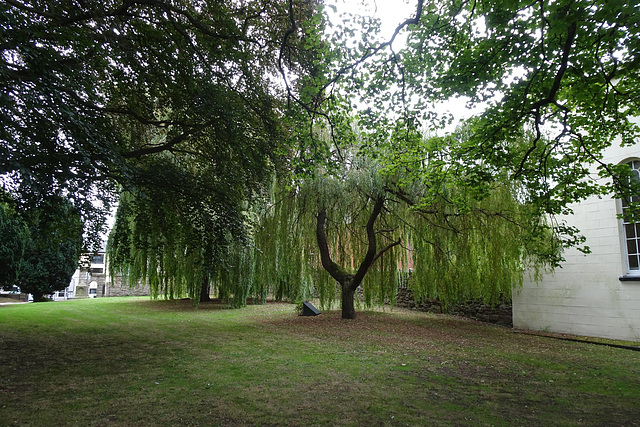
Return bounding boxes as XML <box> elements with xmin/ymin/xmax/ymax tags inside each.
<box><xmin>513</xmin><ymin>143</ymin><xmax>640</xmax><ymax>342</ymax></box>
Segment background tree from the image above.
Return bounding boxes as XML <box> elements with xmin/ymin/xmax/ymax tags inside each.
<box><xmin>0</xmin><ymin>198</ymin><xmax>28</xmax><ymax>290</ymax></box>
<box><xmin>15</xmin><ymin>196</ymin><xmax>83</xmax><ymax>302</ymax></box>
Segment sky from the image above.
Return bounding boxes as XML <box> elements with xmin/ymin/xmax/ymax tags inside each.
<box><xmin>327</xmin><ymin>0</ymin><xmax>416</xmax><ymax>37</ymax></box>
<box><xmin>325</xmin><ymin>0</ymin><xmax>416</xmax><ymax>49</ymax></box>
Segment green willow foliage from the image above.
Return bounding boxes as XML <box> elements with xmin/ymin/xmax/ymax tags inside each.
<box><xmin>222</xmin><ymin>148</ymin><xmax>558</xmax><ymax>311</ymax></box>
<box><xmin>405</xmin><ymin>183</ymin><xmax>551</xmax><ymax>307</ymax></box>
<box><xmin>252</xmin><ymin>188</ymin><xmax>321</xmax><ymax>305</ymax></box>
<box><xmin>108</xmin><ymin>192</ymin><xmax>203</xmax><ymax>301</ymax></box>
<box><xmin>107</xmin><ymin>162</ymin><xmax>555</xmax><ymax>310</ymax></box>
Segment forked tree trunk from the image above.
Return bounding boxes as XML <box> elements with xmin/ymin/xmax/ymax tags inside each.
<box><xmin>316</xmin><ymin>197</ymin><xmax>400</xmax><ymax>320</ymax></box>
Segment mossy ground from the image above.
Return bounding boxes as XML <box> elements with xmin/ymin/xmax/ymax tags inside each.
<box><xmin>1</xmin><ymin>297</ymin><xmax>639</xmax><ymax>426</ymax></box>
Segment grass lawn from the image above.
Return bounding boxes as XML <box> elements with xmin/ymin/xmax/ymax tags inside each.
<box><xmin>1</xmin><ymin>297</ymin><xmax>640</xmax><ymax>426</ymax></box>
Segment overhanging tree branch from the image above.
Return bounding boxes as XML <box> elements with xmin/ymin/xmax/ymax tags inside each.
<box><xmin>514</xmin><ymin>20</ymin><xmax>577</xmax><ymax>178</ymax></box>
<box><xmin>371</xmin><ymin>238</ymin><xmax>402</xmax><ymax>265</ymax></box>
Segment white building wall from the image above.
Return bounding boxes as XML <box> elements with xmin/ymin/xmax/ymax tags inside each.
<box><xmin>513</xmin><ymin>144</ymin><xmax>640</xmax><ymax>342</ymax></box>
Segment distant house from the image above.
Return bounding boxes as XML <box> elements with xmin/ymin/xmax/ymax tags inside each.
<box><xmin>70</xmin><ymin>252</ymin><xmax>108</xmax><ymax>299</ymax></box>
<box><xmin>51</xmin><ymin>251</ymin><xmax>106</xmax><ymax>300</ymax></box>
<box><xmin>513</xmin><ymin>143</ymin><xmax>640</xmax><ymax>342</ymax></box>
<box><xmin>54</xmin><ymin>250</ymin><xmax>149</xmax><ymax>300</ymax></box>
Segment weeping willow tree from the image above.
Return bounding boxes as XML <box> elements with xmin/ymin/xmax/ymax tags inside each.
<box><xmin>106</xmin><ymin>133</ymin><xmax>560</xmax><ymax>316</ymax></box>
<box><xmin>240</xmin><ymin>126</ymin><xmax>562</xmax><ymax>319</ymax></box>
<box><xmin>106</xmin><ymin>154</ymin><xmax>266</xmax><ymax>305</ymax></box>
<box><xmin>107</xmin><ymin>186</ymin><xmax>272</xmax><ymax>307</ymax></box>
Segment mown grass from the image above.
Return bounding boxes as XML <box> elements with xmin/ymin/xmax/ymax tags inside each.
<box><xmin>1</xmin><ymin>297</ymin><xmax>639</xmax><ymax>426</ymax></box>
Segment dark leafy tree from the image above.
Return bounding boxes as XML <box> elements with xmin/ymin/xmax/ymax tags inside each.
<box><xmin>1</xmin><ymin>0</ymin><xmax>322</xmax><ymax>251</ymax></box>
<box><xmin>0</xmin><ymin>198</ymin><xmax>28</xmax><ymax>290</ymax></box>
<box><xmin>16</xmin><ymin>196</ymin><xmax>83</xmax><ymax>302</ymax></box>
<box><xmin>100</xmin><ymin>0</ymin><xmax>325</xmax><ymax>302</ymax></box>
<box><xmin>2</xmin><ymin>0</ymin><xmax>327</xmax><ymax>302</ymax></box>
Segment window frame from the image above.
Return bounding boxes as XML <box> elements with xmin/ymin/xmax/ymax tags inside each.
<box><xmin>91</xmin><ymin>254</ymin><xmax>105</xmax><ymax>265</ymax></box>
<box><xmin>618</xmin><ymin>158</ymin><xmax>640</xmax><ymax>280</ymax></box>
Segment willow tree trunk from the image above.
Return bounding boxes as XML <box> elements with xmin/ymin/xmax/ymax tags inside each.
<box><xmin>199</xmin><ymin>274</ymin><xmax>211</xmax><ymax>302</ymax></box>
<box><xmin>340</xmin><ymin>282</ymin><xmax>357</xmax><ymax>319</ymax></box>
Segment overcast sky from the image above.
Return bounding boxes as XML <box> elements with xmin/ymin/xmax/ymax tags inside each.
<box><xmin>327</xmin><ymin>0</ymin><xmax>417</xmax><ymax>36</ymax></box>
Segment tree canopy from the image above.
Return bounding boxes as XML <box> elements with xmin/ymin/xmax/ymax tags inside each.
<box><xmin>329</xmin><ymin>0</ymin><xmax>640</xmax><ymax>217</ymax></box>
<box><xmin>1</xmin><ymin>0</ymin><xmax>320</xmax><ymax>248</ymax></box>
<box><xmin>98</xmin><ymin>0</ymin><xmax>325</xmax><ymax>301</ymax></box>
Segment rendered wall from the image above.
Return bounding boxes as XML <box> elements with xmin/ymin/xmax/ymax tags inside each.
<box><xmin>513</xmin><ymin>144</ymin><xmax>640</xmax><ymax>342</ymax></box>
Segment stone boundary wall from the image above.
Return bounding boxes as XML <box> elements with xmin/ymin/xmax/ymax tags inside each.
<box><xmin>106</xmin><ymin>276</ymin><xmax>150</xmax><ymax>297</ymax></box>
<box><xmin>395</xmin><ymin>288</ymin><xmax>513</xmax><ymax>327</ymax></box>
<box><xmin>0</xmin><ymin>293</ymin><xmax>29</xmax><ymax>302</ymax></box>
